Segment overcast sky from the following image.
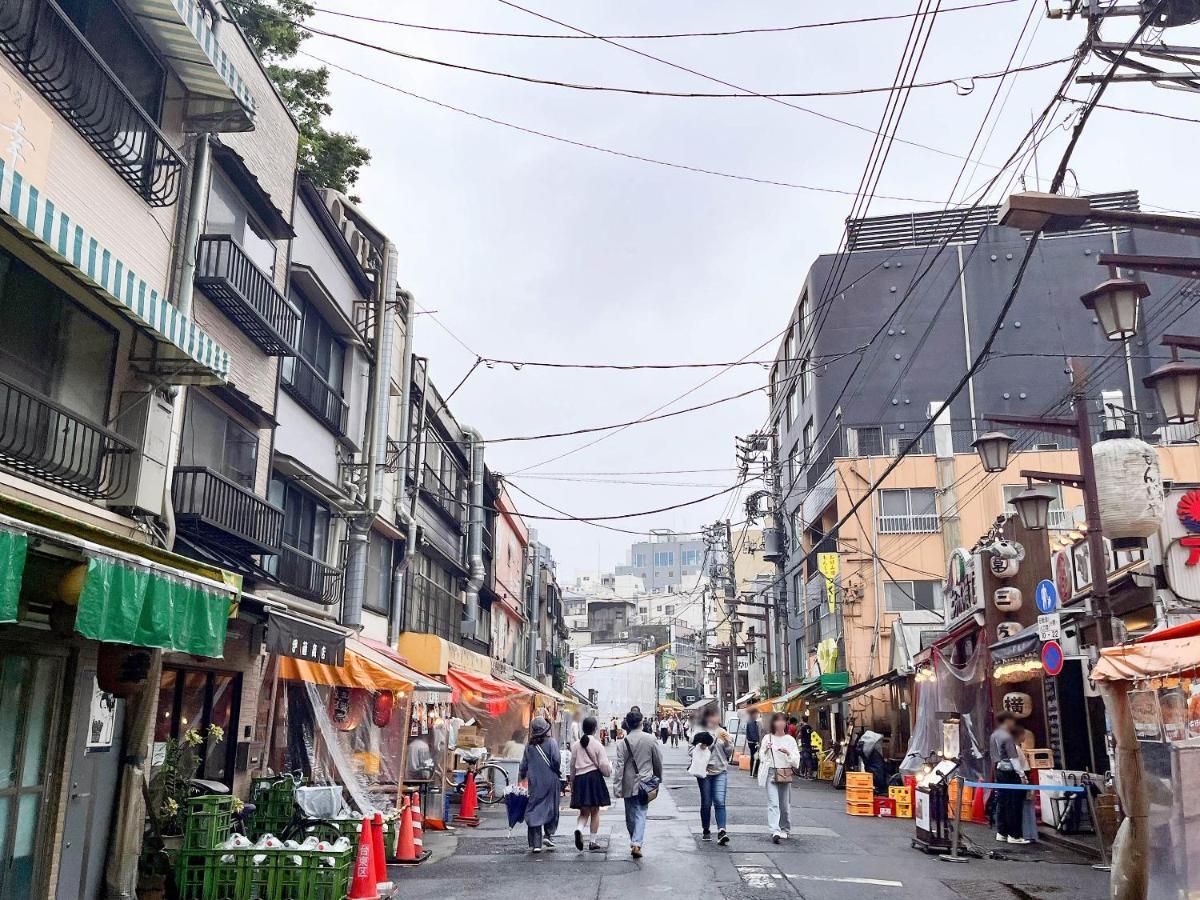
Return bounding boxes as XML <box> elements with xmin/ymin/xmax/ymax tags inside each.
<box><xmin>297</xmin><ymin>0</ymin><xmax>1200</xmax><ymax>579</ymax></box>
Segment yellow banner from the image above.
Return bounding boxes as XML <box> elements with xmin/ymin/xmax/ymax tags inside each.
<box><xmin>818</xmin><ymin>552</ymin><xmax>839</xmax><ymax>613</ymax></box>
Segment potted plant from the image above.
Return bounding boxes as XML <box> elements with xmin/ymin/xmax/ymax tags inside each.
<box><xmin>147</xmin><ymin>724</ymin><xmax>225</xmax><ymax>846</ymax></box>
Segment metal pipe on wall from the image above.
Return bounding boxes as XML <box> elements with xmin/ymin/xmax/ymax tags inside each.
<box><xmin>461</xmin><ymin>426</ymin><xmax>486</xmax><ymax>641</ymax></box>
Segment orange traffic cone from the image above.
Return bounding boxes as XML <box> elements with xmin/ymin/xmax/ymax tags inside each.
<box><xmin>971</xmin><ymin>784</ymin><xmax>988</xmax><ymax>824</ymax></box>
<box><xmin>396</xmin><ymin>797</ymin><xmax>418</xmax><ymax>863</ymax></box>
<box><xmin>371</xmin><ymin>812</ymin><xmax>393</xmax><ymax>893</ymax></box>
<box><xmin>454</xmin><ymin>771</ymin><xmax>480</xmax><ymax>826</ymax></box>
<box><xmin>410</xmin><ymin>791</ymin><xmax>424</xmax><ymax>856</ymax></box>
<box><xmin>348</xmin><ymin>817</ymin><xmax>379</xmax><ymax>900</ymax></box>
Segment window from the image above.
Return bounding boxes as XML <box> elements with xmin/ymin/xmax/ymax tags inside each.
<box><xmin>792</xmin><ymin>572</ymin><xmax>803</xmax><ymax>615</ymax></box>
<box><xmin>206</xmin><ymin>170</ymin><xmax>277</xmax><ymax>275</ymax></box>
<box><xmin>786</xmin><ymin>386</ymin><xmax>798</xmax><ymax>428</ymax></box>
<box><xmin>784</xmin><ymin>327</ymin><xmax>795</xmax><ymax>367</ymax></box>
<box><xmin>788</xmin><ymin>443</ymin><xmax>800</xmax><ymax>485</ymax></box>
<box><xmin>885</xmin><ymin>580</ymin><xmax>944</xmax><ymax>613</ymax></box>
<box><xmin>154</xmin><ymin>667</ymin><xmax>240</xmax><ymax>786</ymax></box>
<box><xmin>282</xmin><ymin>298</ymin><xmax>346</xmax><ymax>431</ymax></box>
<box><xmin>58</xmin><ymin>0</ymin><xmax>166</xmax><ymax>122</ymax></box>
<box><xmin>0</xmin><ymin>248</ymin><xmax>117</xmax><ymax>424</ymax></box>
<box><xmin>269</xmin><ymin>477</ymin><xmax>330</xmax><ymax>560</ymax></box>
<box><xmin>769</xmin><ymin>366</ymin><xmax>778</xmax><ymax>406</ymax></box>
<box><xmin>798</xmin><ymin>293</ymin><xmax>810</xmax><ymax>344</ymax></box>
<box><xmin>364</xmin><ymin>531</ymin><xmax>394</xmax><ymax>615</ymax></box>
<box><xmin>802</xmin><ymin>356</ymin><xmax>813</xmax><ymax>400</ymax></box>
<box><xmin>664</xmin><ymin>605</ymin><xmax>675</xmax><ymax>615</ymax></box>
<box><xmin>878</xmin><ymin>488</ymin><xmax>939</xmax><ymax>533</ymax></box>
<box><xmin>653</xmin><ymin>551</ymin><xmax>674</xmax><ymax>567</ymax></box>
<box><xmin>181</xmin><ymin>394</ymin><xmax>258</xmax><ymax>489</ymax></box>
<box><xmin>632</xmin><ymin>552</ymin><xmax>647</xmax><ymax>567</ymax></box>
<box><xmin>409</xmin><ymin>554</ymin><xmax>458</xmax><ymax>641</ymax></box>
<box><xmin>803</xmin><ymin>418</ymin><xmax>815</xmax><ymax>463</ymax></box>
<box><xmin>848</xmin><ymin>425</ymin><xmax>884</xmax><ymax>456</ymax></box>
<box><xmin>681</xmin><ymin>548</ymin><xmax>703</xmax><ymax>567</ymax></box>
<box><xmin>1004</xmin><ymin>483</ymin><xmax>1069</xmax><ymax>528</ymax></box>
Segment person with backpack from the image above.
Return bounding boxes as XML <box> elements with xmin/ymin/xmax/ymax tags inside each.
<box><xmin>518</xmin><ymin>717</ymin><xmax>562</xmax><ymax>853</ymax></box>
<box><xmin>759</xmin><ymin>713</ymin><xmax>801</xmax><ymax>843</ymax></box>
<box><xmin>612</xmin><ymin>709</ymin><xmax>663</xmax><ymax>859</ymax></box>
<box><xmin>570</xmin><ymin>716</ymin><xmax>612</xmax><ymax>851</ymax></box>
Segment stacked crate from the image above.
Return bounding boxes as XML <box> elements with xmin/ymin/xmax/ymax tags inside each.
<box><xmin>183</xmin><ymin>796</ymin><xmax>234</xmax><ymax>850</ymax></box>
<box><xmin>889</xmin><ymin>785</ymin><xmax>914</xmax><ymax>818</ymax></box>
<box><xmin>174</xmin><ymin>846</ymin><xmax>353</xmax><ymax>900</ymax></box>
<box><xmin>845</xmin><ymin>772</ymin><xmax>875</xmax><ymax>816</ymax></box>
<box><xmin>246</xmin><ymin>776</ymin><xmax>299</xmax><ymax>839</ymax></box>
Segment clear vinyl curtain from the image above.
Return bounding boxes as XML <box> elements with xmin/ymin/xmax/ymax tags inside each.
<box><xmin>901</xmin><ymin>637</ymin><xmax>991</xmax><ymax>780</ymax></box>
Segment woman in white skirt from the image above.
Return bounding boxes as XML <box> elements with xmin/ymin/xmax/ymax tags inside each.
<box><xmin>759</xmin><ymin>712</ymin><xmax>801</xmax><ymax>843</ymax></box>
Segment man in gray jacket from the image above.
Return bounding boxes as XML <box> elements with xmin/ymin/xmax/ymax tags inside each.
<box><xmin>613</xmin><ymin>709</ymin><xmax>663</xmax><ymax>858</ymax></box>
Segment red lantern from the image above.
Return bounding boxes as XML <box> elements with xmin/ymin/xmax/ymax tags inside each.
<box><xmin>372</xmin><ymin>692</ymin><xmax>395</xmax><ymax>727</ymax></box>
<box><xmin>486</xmin><ymin>698</ymin><xmax>507</xmax><ymax>717</ymax></box>
<box><xmin>331</xmin><ymin>687</ymin><xmax>364</xmax><ymax>731</ymax></box>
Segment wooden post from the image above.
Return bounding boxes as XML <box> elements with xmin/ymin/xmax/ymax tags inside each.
<box><xmin>1099</xmin><ymin>681</ymin><xmax>1149</xmax><ymax>900</ymax></box>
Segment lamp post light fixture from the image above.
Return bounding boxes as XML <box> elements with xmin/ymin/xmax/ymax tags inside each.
<box><xmin>1079</xmin><ymin>278</ymin><xmax>1150</xmax><ymax>342</ymax></box>
<box><xmin>972</xmin><ymin>431</ymin><xmax>1018</xmax><ymax>473</ymax></box>
<box><xmin>1008</xmin><ymin>479</ymin><xmax>1062</xmax><ymax>532</ymax></box>
<box><xmin>1143</xmin><ymin>336</ymin><xmax>1200</xmax><ymax>425</ymax></box>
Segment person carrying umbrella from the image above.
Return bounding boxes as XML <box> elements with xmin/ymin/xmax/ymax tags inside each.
<box><xmin>518</xmin><ymin>717</ymin><xmax>562</xmax><ymax>853</ymax></box>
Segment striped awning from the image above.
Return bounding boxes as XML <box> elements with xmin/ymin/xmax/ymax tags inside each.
<box><xmin>0</xmin><ymin>161</ymin><xmax>230</xmax><ymax>384</ymax></box>
<box><xmin>124</xmin><ymin>0</ymin><xmax>256</xmax><ymax>132</ymax></box>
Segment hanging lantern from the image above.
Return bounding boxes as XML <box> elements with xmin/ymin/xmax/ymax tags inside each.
<box><xmin>1144</xmin><ymin>354</ymin><xmax>1200</xmax><ymax>425</ymax></box>
<box><xmin>973</xmin><ymin>431</ymin><xmax>1017</xmax><ymax>473</ymax></box>
<box><xmin>373</xmin><ymin>691</ymin><xmax>395</xmax><ymax>727</ymax></box>
<box><xmin>1093</xmin><ymin>437</ymin><xmax>1165</xmax><ymax>547</ymax></box>
<box><xmin>1002</xmin><ymin>692</ymin><xmax>1034</xmax><ymax>719</ymax></box>
<box><xmin>997</xmin><ymin>621</ymin><xmax>1021</xmax><ymax>640</ymax></box>
<box><xmin>994</xmin><ymin>587</ymin><xmax>1023</xmax><ymax>612</ymax></box>
<box><xmin>1079</xmin><ymin>278</ymin><xmax>1149</xmax><ymax>342</ymax></box>
<box><xmin>331</xmin><ymin>687</ymin><xmax>364</xmax><ymax>731</ymax></box>
<box><xmin>1010</xmin><ymin>482</ymin><xmax>1060</xmax><ymax>531</ymax></box>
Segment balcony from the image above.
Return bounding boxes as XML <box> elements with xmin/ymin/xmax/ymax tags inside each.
<box><xmin>172</xmin><ymin>466</ymin><xmax>283</xmax><ymax>557</ymax></box>
<box><xmin>195</xmin><ymin>235</ymin><xmax>300</xmax><ymax>355</ymax></box>
<box><xmin>282</xmin><ymin>356</ymin><xmax>348</xmax><ymax>436</ymax></box>
<box><xmin>0</xmin><ymin>373</ymin><xmax>136</xmax><ymax>498</ymax></box>
<box><xmin>0</xmin><ymin>0</ymin><xmax>184</xmax><ymax>206</ymax></box>
<box><xmin>274</xmin><ymin>544</ymin><xmax>342</xmax><ymax>604</ymax></box>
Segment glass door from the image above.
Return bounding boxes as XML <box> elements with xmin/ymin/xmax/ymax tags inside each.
<box><xmin>0</xmin><ymin>648</ymin><xmax>64</xmax><ymax>899</ymax></box>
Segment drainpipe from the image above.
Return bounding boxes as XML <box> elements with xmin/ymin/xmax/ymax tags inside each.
<box><xmin>461</xmin><ymin>426</ymin><xmax>486</xmax><ymax>641</ymax></box>
<box><xmin>527</xmin><ymin>533</ymin><xmax>541</xmax><ymax>675</ymax></box>
<box><xmin>395</xmin><ymin>289</ymin><xmax>416</xmax><ymax>523</ymax></box>
<box><xmin>396</xmin><ymin>357</ymin><xmax>429</xmax><ymax>639</ymax></box>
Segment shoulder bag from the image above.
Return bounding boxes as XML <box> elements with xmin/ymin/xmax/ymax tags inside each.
<box><xmin>624</xmin><ymin>738</ymin><xmax>660</xmax><ymax>805</ymax></box>
<box><xmin>768</xmin><ymin>738</ymin><xmax>794</xmax><ymax>784</ymax></box>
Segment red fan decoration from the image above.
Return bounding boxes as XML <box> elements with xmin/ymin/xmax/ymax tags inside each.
<box><xmin>1179</xmin><ymin>489</ymin><xmax>1200</xmax><ymax>533</ymax></box>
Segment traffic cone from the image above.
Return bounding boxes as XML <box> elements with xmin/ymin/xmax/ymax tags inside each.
<box><xmin>971</xmin><ymin>784</ymin><xmax>988</xmax><ymax>824</ymax></box>
<box><xmin>348</xmin><ymin>817</ymin><xmax>379</xmax><ymax>900</ymax></box>
<box><xmin>454</xmin><ymin>771</ymin><xmax>480</xmax><ymax>826</ymax></box>
<box><xmin>371</xmin><ymin>812</ymin><xmax>393</xmax><ymax>893</ymax></box>
<box><xmin>410</xmin><ymin>791</ymin><xmax>424</xmax><ymax>857</ymax></box>
<box><xmin>395</xmin><ymin>796</ymin><xmax>418</xmax><ymax>863</ymax></box>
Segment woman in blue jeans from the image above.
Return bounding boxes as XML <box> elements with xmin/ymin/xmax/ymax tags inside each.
<box><xmin>689</xmin><ymin>707</ymin><xmax>734</xmax><ymax>844</ymax></box>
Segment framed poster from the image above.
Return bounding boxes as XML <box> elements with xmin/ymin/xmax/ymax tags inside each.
<box><xmin>1129</xmin><ymin>689</ymin><xmax>1163</xmax><ymax>742</ymax></box>
<box><xmin>1159</xmin><ymin>689</ymin><xmax>1187</xmax><ymax>744</ymax></box>
<box><xmin>86</xmin><ymin>677</ymin><xmax>117</xmax><ymax>752</ymax></box>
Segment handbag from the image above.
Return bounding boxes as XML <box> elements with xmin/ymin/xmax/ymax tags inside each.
<box><xmin>624</xmin><ymin>738</ymin><xmax>660</xmax><ymax>805</ymax></box>
<box><xmin>765</xmin><ymin>738</ymin><xmax>794</xmax><ymax>784</ymax></box>
<box><xmin>687</xmin><ymin>744</ymin><xmax>712</xmax><ymax>778</ymax></box>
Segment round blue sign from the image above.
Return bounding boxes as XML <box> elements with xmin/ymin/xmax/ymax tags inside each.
<box><xmin>1035</xmin><ymin>579</ymin><xmax>1059</xmax><ymax>615</ymax></box>
<box><xmin>1042</xmin><ymin>640</ymin><xmax>1064</xmax><ymax>677</ymax></box>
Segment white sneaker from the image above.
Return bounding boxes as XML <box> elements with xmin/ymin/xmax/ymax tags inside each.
<box><xmin>996</xmin><ymin>833</ymin><xmax>1007</xmax><ymax>842</ymax></box>
<box><xmin>780</xmin><ymin>832</ymin><xmax>789</xmax><ymax>840</ymax></box>
<box><xmin>1007</xmin><ymin>837</ymin><xmax>1032</xmax><ymax>845</ymax></box>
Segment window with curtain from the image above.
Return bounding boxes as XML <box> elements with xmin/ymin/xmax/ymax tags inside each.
<box><xmin>206</xmin><ymin>170</ymin><xmax>278</xmax><ymax>275</ymax></box>
<box><xmin>180</xmin><ymin>394</ymin><xmax>259</xmax><ymax>489</ymax></box>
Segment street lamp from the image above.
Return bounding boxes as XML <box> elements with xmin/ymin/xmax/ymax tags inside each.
<box><xmin>1079</xmin><ymin>278</ymin><xmax>1149</xmax><ymax>342</ymax></box>
<box><xmin>1008</xmin><ymin>480</ymin><xmax>1061</xmax><ymax>531</ymax></box>
<box><xmin>972</xmin><ymin>431</ymin><xmax>1017</xmax><ymax>473</ymax></box>
<box><xmin>1143</xmin><ymin>340</ymin><xmax>1200</xmax><ymax>425</ymax></box>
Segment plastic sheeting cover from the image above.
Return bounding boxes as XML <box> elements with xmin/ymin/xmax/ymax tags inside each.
<box><xmin>901</xmin><ymin>637</ymin><xmax>991</xmax><ymax>780</ymax></box>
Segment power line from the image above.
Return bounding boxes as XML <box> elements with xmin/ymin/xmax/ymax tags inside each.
<box><xmin>287</xmin><ymin>0</ymin><xmax>1018</xmax><ymax>40</ymax></box>
<box><xmin>502</xmin><ymin>477</ymin><xmax>751</xmax><ymax>527</ymax></box>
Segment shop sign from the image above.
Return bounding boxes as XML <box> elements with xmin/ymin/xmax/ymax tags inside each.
<box><xmin>0</xmin><ymin>70</ymin><xmax>52</xmax><ymax>186</ymax></box>
<box><xmin>944</xmin><ymin>548</ymin><xmax>984</xmax><ymax>630</ymax></box>
<box><xmin>817</xmin><ymin>552</ymin><xmax>838</xmax><ymax>613</ymax></box>
<box><xmin>1163</xmin><ymin>489</ymin><xmax>1200</xmax><ymax>601</ymax></box>
<box><xmin>1052</xmin><ymin>549</ymin><xmax>1073</xmax><ymax>605</ymax></box>
<box><xmin>1037</xmin><ymin>614</ymin><xmax>1061</xmax><ymax>642</ymax></box>
<box><xmin>447</xmin><ymin>639</ymin><xmax>492</xmax><ymax>676</ymax></box>
<box><xmin>266</xmin><ymin>611</ymin><xmax>345</xmax><ymax>666</ymax></box>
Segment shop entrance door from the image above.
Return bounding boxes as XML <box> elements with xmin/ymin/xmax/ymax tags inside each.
<box><xmin>0</xmin><ymin>645</ymin><xmax>66</xmax><ymax>900</ymax></box>
<box><xmin>56</xmin><ymin>668</ymin><xmax>124</xmax><ymax>900</ymax></box>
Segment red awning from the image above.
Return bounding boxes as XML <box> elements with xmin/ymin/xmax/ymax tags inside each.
<box><xmin>446</xmin><ymin>665</ymin><xmax>528</xmax><ymax>703</ymax></box>
<box><xmin>1136</xmin><ymin>619</ymin><xmax>1200</xmax><ymax>644</ymax></box>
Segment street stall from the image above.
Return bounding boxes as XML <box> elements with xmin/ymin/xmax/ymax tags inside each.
<box><xmin>1091</xmin><ymin>619</ymin><xmax>1200</xmax><ymax>900</ymax></box>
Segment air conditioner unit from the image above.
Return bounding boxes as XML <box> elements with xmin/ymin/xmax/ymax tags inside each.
<box><xmin>109</xmin><ymin>390</ymin><xmax>173</xmax><ymax>516</ymax></box>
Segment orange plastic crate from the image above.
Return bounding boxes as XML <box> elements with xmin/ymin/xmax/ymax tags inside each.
<box><xmin>845</xmin><ymin>772</ymin><xmax>874</xmax><ymax>789</ymax></box>
<box><xmin>846</xmin><ymin>801</ymin><xmax>875</xmax><ymax>816</ymax></box>
<box><xmin>846</xmin><ymin>787</ymin><xmax>874</xmax><ymax>804</ymax></box>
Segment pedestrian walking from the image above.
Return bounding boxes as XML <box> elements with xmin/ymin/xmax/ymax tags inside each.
<box><xmin>797</xmin><ymin>715</ymin><xmax>816</xmax><ymax>780</ymax></box>
<box><xmin>759</xmin><ymin>713</ymin><xmax>801</xmax><ymax>843</ymax></box>
<box><xmin>518</xmin><ymin>717</ymin><xmax>562</xmax><ymax>853</ymax></box>
<box><xmin>612</xmin><ymin>709</ymin><xmax>663</xmax><ymax>859</ymax></box>
<box><xmin>688</xmin><ymin>707</ymin><xmax>733</xmax><ymax>845</ymax></box>
<box><xmin>668</xmin><ymin>716</ymin><xmax>680</xmax><ymax>747</ymax></box>
<box><xmin>570</xmin><ymin>716</ymin><xmax>612</xmax><ymax>851</ymax></box>
<box><xmin>744</xmin><ymin>709</ymin><xmax>762</xmax><ymax>778</ymax></box>
<box><xmin>989</xmin><ymin>712</ymin><xmax>1030</xmax><ymax>845</ymax></box>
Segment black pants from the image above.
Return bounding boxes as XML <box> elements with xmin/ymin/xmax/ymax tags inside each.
<box><xmin>747</xmin><ymin>741</ymin><xmax>760</xmax><ymax>776</ymax></box>
<box><xmin>994</xmin><ymin>767</ymin><xmax>1024</xmax><ymax>838</ymax></box>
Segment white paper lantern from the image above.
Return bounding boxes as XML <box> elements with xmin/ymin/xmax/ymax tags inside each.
<box><xmin>1092</xmin><ymin>437</ymin><xmax>1165</xmax><ymax>544</ymax></box>
<box><xmin>997</xmin><ymin>622</ymin><xmax>1022</xmax><ymax>640</ymax></box>
<box><xmin>1002</xmin><ymin>692</ymin><xmax>1033</xmax><ymax>719</ymax></box>
<box><xmin>994</xmin><ymin>587</ymin><xmax>1023</xmax><ymax>612</ymax></box>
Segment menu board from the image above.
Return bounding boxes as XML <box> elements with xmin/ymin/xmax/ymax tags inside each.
<box><xmin>1043</xmin><ymin>675</ymin><xmax>1064</xmax><ymax>767</ymax></box>
<box><xmin>1160</xmin><ymin>689</ymin><xmax>1187</xmax><ymax>744</ymax></box>
<box><xmin>1129</xmin><ymin>690</ymin><xmax>1163</xmax><ymax>742</ymax></box>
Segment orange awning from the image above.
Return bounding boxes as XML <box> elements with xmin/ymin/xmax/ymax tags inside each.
<box><xmin>279</xmin><ymin>647</ymin><xmax>415</xmax><ymax>692</ymax></box>
<box><xmin>1091</xmin><ymin>634</ymin><xmax>1200</xmax><ymax>682</ymax></box>
<box><xmin>446</xmin><ymin>664</ymin><xmax>528</xmax><ymax>703</ymax></box>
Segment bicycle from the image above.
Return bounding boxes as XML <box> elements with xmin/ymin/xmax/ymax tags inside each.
<box><xmin>444</xmin><ymin>749</ymin><xmax>511</xmax><ymax>805</ymax></box>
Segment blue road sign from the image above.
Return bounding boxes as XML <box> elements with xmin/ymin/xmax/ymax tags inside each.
<box><xmin>1035</xmin><ymin>579</ymin><xmax>1059</xmax><ymax>615</ymax></box>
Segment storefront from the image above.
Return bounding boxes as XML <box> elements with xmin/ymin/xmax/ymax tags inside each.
<box><xmin>0</xmin><ymin>503</ymin><xmax>236</xmax><ymax>899</ymax></box>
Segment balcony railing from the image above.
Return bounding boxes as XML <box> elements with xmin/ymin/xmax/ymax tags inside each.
<box><xmin>0</xmin><ymin>373</ymin><xmax>136</xmax><ymax>499</ymax></box>
<box><xmin>282</xmin><ymin>356</ymin><xmax>348</xmax><ymax>436</ymax></box>
<box><xmin>172</xmin><ymin>466</ymin><xmax>283</xmax><ymax>556</ymax></box>
<box><xmin>878</xmin><ymin>513</ymin><xmax>941</xmax><ymax>534</ymax></box>
<box><xmin>0</xmin><ymin>0</ymin><xmax>184</xmax><ymax>206</ymax></box>
<box><xmin>274</xmin><ymin>544</ymin><xmax>342</xmax><ymax>604</ymax></box>
<box><xmin>196</xmin><ymin>235</ymin><xmax>300</xmax><ymax>355</ymax></box>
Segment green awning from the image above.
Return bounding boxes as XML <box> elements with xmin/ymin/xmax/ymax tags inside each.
<box><xmin>0</xmin><ymin>526</ymin><xmax>28</xmax><ymax>623</ymax></box>
<box><xmin>74</xmin><ymin>555</ymin><xmax>230</xmax><ymax>657</ymax></box>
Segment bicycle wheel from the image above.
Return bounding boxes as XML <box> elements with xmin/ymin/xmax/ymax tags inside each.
<box><xmin>475</xmin><ymin>763</ymin><xmax>509</xmax><ymax>804</ymax></box>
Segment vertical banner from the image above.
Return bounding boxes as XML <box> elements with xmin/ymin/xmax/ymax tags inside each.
<box><xmin>817</xmin><ymin>552</ymin><xmax>839</xmax><ymax>613</ymax></box>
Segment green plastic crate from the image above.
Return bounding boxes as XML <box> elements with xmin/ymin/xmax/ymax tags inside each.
<box><xmin>176</xmin><ymin>845</ymin><xmax>353</xmax><ymax>900</ymax></box>
<box><xmin>183</xmin><ymin>797</ymin><xmax>234</xmax><ymax>851</ymax></box>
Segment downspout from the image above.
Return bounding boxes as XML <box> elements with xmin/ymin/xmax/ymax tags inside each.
<box><xmin>527</xmin><ymin>534</ymin><xmax>541</xmax><ymax>675</ymax></box>
<box><xmin>386</xmin><ymin>289</ymin><xmax>415</xmax><ymax>640</ymax></box>
<box><xmin>397</xmin><ymin>358</ymin><xmax>429</xmax><ymax>636</ymax></box>
<box><xmin>461</xmin><ymin>426</ymin><xmax>486</xmax><ymax>641</ymax></box>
